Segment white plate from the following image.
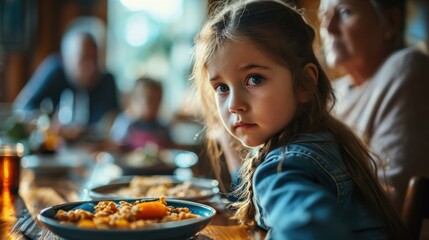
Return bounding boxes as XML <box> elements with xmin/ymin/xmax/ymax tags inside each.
<box><xmin>88</xmin><ymin>175</ymin><xmax>219</xmax><ymax>201</ymax></box>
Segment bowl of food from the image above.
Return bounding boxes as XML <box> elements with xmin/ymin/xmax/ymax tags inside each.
<box><xmin>38</xmin><ymin>196</ymin><xmax>216</xmax><ymax>240</ymax></box>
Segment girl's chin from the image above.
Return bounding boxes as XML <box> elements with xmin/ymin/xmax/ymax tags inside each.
<box><xmin>236</xmin><ymin>138</ymin><xmax>263</xmax><ymax>148</ymax></box>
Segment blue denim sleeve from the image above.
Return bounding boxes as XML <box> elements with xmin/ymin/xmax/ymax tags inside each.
<box><xmin>253</xmin><ymin>151</ymin><xmax>352</xmax><ymax>240</ymax></box>
<box><xmin>225</xmin><ymin>167</ymin><xmax>241</xmax><ymax>202</ymax></box>
<box><xmin>231</xmin><ymin>167</ymin><xmax>241</xmax><ymax>188</ymax></box>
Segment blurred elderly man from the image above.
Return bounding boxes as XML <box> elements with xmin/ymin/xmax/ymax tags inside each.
<box><xmin>13</xmin><ymin>18</ymin><xmax>119</xmax><ymax>140</ymax></box>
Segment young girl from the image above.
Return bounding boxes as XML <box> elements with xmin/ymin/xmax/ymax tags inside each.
<box><xmin>191</xmin><ymin>0</ymin><xmax>406</xmax><ymax>239</ymax></box>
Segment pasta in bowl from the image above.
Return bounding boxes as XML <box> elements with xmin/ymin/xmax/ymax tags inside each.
<box><xmin>38</xmin><ymin>197</ymin><xmax>216</xmax><ymax>240</ymax></box>
<box><xmin>55</xmin><ymin>196</ymin><xmax>199</xmax><ymax>229</ymax></box>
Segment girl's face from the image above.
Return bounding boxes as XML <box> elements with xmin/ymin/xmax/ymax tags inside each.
<box><xmin>207</xmin><ymin>40</ymin><xmax>300</xmax><ymax>147</ymax></box>
<box><xmin>318</xmin><ymin>0</ymin><xmax>387</xmax><ymax>69</ymax></box>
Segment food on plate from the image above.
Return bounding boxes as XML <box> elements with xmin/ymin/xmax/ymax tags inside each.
<box><xmin>55</xmin><ymin>196</ymin><xmax>200</xmax><ymax>229</ymax></box>
<box><xmin>115</xmin><ymin>176</ymin><xmax>206</xmax><ymax>198</ymax></box>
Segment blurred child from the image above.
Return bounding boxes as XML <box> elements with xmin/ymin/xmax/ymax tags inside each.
<box><xmin>110</xmin><ymin>77</ymin><xmax>172</xmax><ymax>150</ymax></box>
<box><xmin>191</xmin><ymin>0</ymin><xmax>405</xmax><ymax>239</ymax></box>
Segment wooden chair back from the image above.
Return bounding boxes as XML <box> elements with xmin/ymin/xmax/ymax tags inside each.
<box><xmin>402</xmin><ymin>176</ymin><xmax>429</xmax><ymax>240</ymax></box>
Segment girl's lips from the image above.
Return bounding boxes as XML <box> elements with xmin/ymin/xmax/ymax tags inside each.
<box><xmin>233</xmin><ymin>122</ymin><xmax>256</xmax><ymax>130</ymax></box>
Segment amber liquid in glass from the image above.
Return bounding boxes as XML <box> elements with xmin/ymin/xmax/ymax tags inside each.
<box><xmin>0</xmin><ymin>155</ymin><xmax>21</xmax><ymax>192</ymax></box>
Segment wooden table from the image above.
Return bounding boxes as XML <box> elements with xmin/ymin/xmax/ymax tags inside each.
<box><xmin>1</xmin><ymin>145</ymin><xmax>266</xmax><ymax>239</ymax></box>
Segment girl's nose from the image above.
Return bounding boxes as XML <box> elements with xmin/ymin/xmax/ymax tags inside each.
<box><xmin>228</xmin><ymin>90</ymin><xmax>247</xmax><ymax>113</ymax></box>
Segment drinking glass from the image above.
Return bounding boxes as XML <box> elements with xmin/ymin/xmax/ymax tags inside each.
<box><xmin>0</xmin><ymin>143</ymin><xmax>24</xmax><ymax>192</ymax></box>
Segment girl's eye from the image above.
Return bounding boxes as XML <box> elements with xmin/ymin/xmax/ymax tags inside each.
<box><xmin>247</xmin><ymin>75</ymin><xmax>264</xmax><ymax>86</ymax></box>
<box><xmin>215</xmin><ymin>84</ymin><xmax>229</xmax><ymax>94</ymax></box>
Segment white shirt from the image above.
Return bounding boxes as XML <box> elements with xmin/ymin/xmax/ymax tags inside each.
<box><xmin>333</xmin><ymin>48</ymin><xmax>429</xmax><ymax>210</ymax></box>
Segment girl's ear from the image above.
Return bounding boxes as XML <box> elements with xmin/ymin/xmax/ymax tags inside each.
<box><xmin>304</xmin><ymin>63</ymin><xmax>318</xmax><ymax>84</ymax></box>
<box><xmin>298</xmin><ymin>63</ymin><xmax>318</xmax><ymax>102</ymax></box>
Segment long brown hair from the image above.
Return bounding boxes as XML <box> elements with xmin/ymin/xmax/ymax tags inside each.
<box><xmin>191</xmin><ymin>0</ymin><xmax>405</xmax><ymax>239</ymax></box>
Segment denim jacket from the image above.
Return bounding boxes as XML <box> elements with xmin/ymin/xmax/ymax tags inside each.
<box><xmin>253</xmin><ymin>132</ymin><xmax>389</xmax><ymax>240</ymax></box>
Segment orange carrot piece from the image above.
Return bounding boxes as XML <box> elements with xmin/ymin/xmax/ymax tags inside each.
<box><xmin>135</xmin><ymin>201</ymin><xmax>168</xmax><ymax>219</ymax></box>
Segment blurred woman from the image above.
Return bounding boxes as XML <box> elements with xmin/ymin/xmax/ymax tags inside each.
<box><xmin>319</xmin><ymin>0</ymin><xmax>429</xmax><ymax>211</ymax></box>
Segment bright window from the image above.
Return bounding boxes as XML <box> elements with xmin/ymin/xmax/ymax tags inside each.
<box><xmin>107</xmin><ymin>0</ymin><xmax>207</xmax><ymax>120</ymax></box>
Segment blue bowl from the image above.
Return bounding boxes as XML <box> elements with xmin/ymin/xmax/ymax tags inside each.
<box><xmin>38</xmin><ymin>198</ymin><xmax>216</xmax><ymax>240</ymax></box>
